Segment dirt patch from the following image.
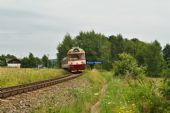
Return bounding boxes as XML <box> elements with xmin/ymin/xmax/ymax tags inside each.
<box><xmin>0</xmin><ymin>77</ymin><xmax>90</xmax><ymax>113</ymax></box>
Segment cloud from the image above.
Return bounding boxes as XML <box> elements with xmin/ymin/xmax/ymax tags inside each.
<box><xmin>0</xmin><ymin>0</ymin><xmax>170</xmax><ymax>58</ymax></box>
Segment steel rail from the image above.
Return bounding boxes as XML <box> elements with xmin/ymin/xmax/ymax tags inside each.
<box><xmin>0</xmin><ymin>74</ymin><xmax>81</xmax><ymax>99</ymax></box>
<box><xmin>0</xmin><ymin>74</ymin><xmax>70</xmax><ymax>92</ymax></box>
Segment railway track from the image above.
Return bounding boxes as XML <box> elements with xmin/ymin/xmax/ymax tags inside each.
<box><xmin>0</xmin><ymin>74</ymin><xmax>81</xmax><ymax>99</ymax></box>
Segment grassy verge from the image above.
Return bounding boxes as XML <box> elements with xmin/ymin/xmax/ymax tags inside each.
<box><xmin>32</xmin><ymin>70</ymin><xmax>105</xmax><ymax>113</ymax></box>
<box><xmin>0</xmin><ymin>68</ymin><xmax>66</xmax><ymax>88</ymax></box>
<box><xmin>100</xmin><ymin>72</ymin><xmax>169</xmax><ymax>113</ymax></box>
<box><xmin>61</xmin><ymin>70</ymin><xmax>104</xmax><ymax>113</ymax></box>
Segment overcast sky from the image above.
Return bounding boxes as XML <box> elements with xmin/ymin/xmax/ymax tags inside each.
<box><xmin>0</xmin><ymin>0</ymin><xmax>169</xmax><ymax>58</ymax></box>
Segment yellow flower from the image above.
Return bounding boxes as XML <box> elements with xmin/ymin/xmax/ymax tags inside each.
<box><xmin>132</xmin><ymin>104</ymin><xmax>135</xmax><ymax>106</ymax></box>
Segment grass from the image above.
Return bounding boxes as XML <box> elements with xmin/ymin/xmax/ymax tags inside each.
<box><xmin>2</xmin><ymin>68</ymin><xmax>167</xmax><ymax>113</ymax></box>
<box><xmin>61</xmin><ymin>70</ymin><xmax>104</xmax><ymax>113</ymax></box>
<box><xmin>32</xmin><ymin>70</ymin><xmax>169</xmax><ymax>113</ymax></box>
<box><xmin>100</xmin><ymin>72</ymin><xmax>169</xmax><ymax>113</ymax></box>
<box><xmin>0</xmin><ymin>68</ymin><xmax>66</xmax><ymax>88</ymax></box>
<box><xmin>32</xmin><ymin>69</ymin><xmax>105</xmax><ymax>113</ymax></box>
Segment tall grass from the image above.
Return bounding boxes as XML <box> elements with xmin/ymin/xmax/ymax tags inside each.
<box><xmin>0</xmin><ymin>68</ymin><xmax>66</xmax><ymax>88</ymax></box>
<box><xmin>100</xmin><ymin>72</ymin><xmax>169</xmax><ymax>113</ymax></box>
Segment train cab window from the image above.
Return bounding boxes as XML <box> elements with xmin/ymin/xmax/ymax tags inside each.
<box><xmin>69</xmin><ymin>54</ymin><xmax>85</xmax><ymax>59</ymax></box>
<box><xmin>80</xmin><ymin>54</ymin><xmax>85</xmax><ymax>59</ymax></box>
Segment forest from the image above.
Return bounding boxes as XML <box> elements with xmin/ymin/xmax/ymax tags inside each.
<box><xmin>57</xmin><ymin>31</ymin><xmax>170</xmax><ymax>77</ymax></box>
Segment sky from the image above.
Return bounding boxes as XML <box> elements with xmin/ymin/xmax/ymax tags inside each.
<box><xmin>0</xmin><ymin>0</ymin><xmax>170</xmax><ymax>59</ymax></box>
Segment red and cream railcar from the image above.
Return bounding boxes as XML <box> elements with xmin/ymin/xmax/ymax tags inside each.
<box><xmin>61</xmin><ymin>47</ymin><xmax>86</xmax><ymax>72</ymax></box>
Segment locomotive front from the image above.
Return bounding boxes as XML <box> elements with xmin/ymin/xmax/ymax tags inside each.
<box><xmin>67</xmin><ymin>47</ymin><xmax>86</xmax><ymax>72</ymax></box>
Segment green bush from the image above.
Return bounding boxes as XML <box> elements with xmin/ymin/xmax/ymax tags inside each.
<box><xmin>161</xmin><ymin>69</ymin><xmax>170</xmax><ymax>99</ymax></box>
<box><xmin>113</xmin><ymin>53</ymin><xmax>145</xmax><ymax>78</ymax></box>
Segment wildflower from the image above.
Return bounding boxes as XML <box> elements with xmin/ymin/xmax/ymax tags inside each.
<box><xmin>94</xmin><ymin>93</ymin><xmax>99</xmax><ymax>96</ymax></box>
<box><xmin>132</xmin><ymin>104</ymin><xmax>135</xmax><ymax>106</ymax></box>
<box><xmin>108</xmin><ymin>102</ymin><xmax>111</xmax><ymax>105</ymax></box>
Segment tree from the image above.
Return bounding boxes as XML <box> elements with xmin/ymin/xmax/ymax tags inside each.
<box><xmin>28</xmin><ymin>53</ymin><xmax>36</xmax><ymax>68</ymax></box>
<box><xmin>74</xmin><ymin>31</ymin><xmax>112</xmax><ymax>70</ymax></box>
<box><xmin>163</xmin><ymin>44</ymin><xmax>170</xmax><ymax>69</ymax></box>
<box><xmin>6</xmin><ymin>54</ymin><xmax>16</xmax><ymax>59</ymax></box>
<box><xmin>21</xmin><ymin>53</ymin><xmax>37</xmax><ymax>68</ymax></box>
<box><xmin>57</xmin><ymin>34</ymin><xmax>73</xmax><ymax>66</ymax></box>
<box><xmin>109</xmin><ymin>34</ymin><xmax>125</xmax><ymax>61</ymax></box>
<box><xmin>144</xmin><ymin>41</ymin><xmax>163</xmax><ymax>76</ymax></box>
<box><xmin>163</xmin><ymin>44</ymin><xmax>170</xmax><ymax>61</ymax></box>
<box><xmin>42</xmin><ymin>55</ymin><xmax>49</xmax><ymax>67</ymax></box>
<box><xmin>0</xmin><ymin>54</ymin><xmax>16</xmax><ymax>67</ymax></box>
<box><xmin>21</xmin><ymin>57</ymin><xmax>30</xmax><ymax>68</ymax></box>
<box><xmin>35</xmin><ymin>57</ymin><xmax>42</xmax><ymax>67</ymax></box>
<box><xmin>0</xmin><ymin>55</ymin><xmax>7</xmax><ymax>66</ymax></box>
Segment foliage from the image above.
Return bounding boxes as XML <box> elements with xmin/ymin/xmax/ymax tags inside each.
<box><xmin>5</xmin><ymin>54</ymin><xmax>16</xmax><ymax>59</ymax></box>
<box><xmin>0</xmin><ymin>54</ymin><xmax>16</xmax><ymax>66</ymax></box>
<box><xmin>28</xmin><ymin>53</ymin><xmax>37</xmax><ymax>68</ymax></box>
<box><xmin>0</xmin><ymin>55</ymin><xmax>7</xmax><ymax>66</ymax></box>
<box><xmin>74</xmin><ymin>31</ymin><xmax>111</xmax><ymax>70</ymax></box>
<box><xmin>163</xmin><ymin>44</ymin><xmax>170</xmax><ymax>62</ymax></box>
<box><xmin>42</xmin><ymin>55</ymin><xmax>49</xmax><ymax>67</ymax></box>
<box><xmin>144</xmin><ymin>41</ymin><xmax>163</xmax><ymax>76</ymax></box>
<box><xmin>21</xmin><ymin>53</ymin><xmax>52</xmax><ymax>68</ymax></box>
<box><xmin>161</xmin><ymin>69</ymin><xmax>170</xmax><ymax>99</ymax></box>
<box><xmin>109</xmin><ymin>35</ymin><xmax>163</xmax><ymax>76</ymax></box>
<box><xmin>100</xmin><ymin>72</ymin><xmax>168</xmax><ymax>113</ymax></box>
<box><xmin>57</xmin><ymin>31</ymin><xmax>164</xmax><ymax>76</ymax></box>
<box><xmin>113</xmin><ymin>53</ymin><xmax>145</xmax><ymax>78</ymax></box>
<box><xmin>21</xmin><ymin>57</ymin><xmax>30</xmax><ymax>68</ymax></box>
<box><xmin>21</xmin><ymin>53</ymin><xmax>37</xmax><ymax>68</ymax></box>
<box><xmin>109</xmin><ymin>34</ymin><xmax>125</xmax><ymax>61</ymax></box>
<box><xmin>57</xmin><ymin>34</ymin><xmax>73</xmax><ymax>67</ymax></box>
<box><xmin>162</xmin><ymin>78</ymin><xmax>170</xmax><ymax>100</ymax></box>
<box><xmin>35</xmin><ymin>57</ymin><xmax>43</xmax><ymax>67</ymax></box>
<box><xmin>57</xmin><ymin>31</ymin><xmax>112</xmax><ymax>70</ymax></box>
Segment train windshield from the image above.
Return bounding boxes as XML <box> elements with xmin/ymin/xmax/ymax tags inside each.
<box><xmin>69</xmin><ymin>54</ymin><xmax>85</xmax><ymax>59</ymax></box>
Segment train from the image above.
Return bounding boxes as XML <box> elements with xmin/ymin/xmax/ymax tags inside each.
<box><xmin>61</xmin><ymin>47</ymin><xmax>86</xmax><ymax>72</ymax></box>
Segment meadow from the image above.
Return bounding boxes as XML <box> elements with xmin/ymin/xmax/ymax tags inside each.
<box><xmin>0</xmin><ymin>68</ymin><xmax>66</xmax><ymax>88</ymax></box>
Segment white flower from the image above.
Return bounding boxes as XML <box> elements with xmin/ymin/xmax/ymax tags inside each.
<box><xmin>94</xmin><ymin>93</ymin><xmax>99</xmax><ymax>96</ymax></box>
<box><xmin>108</xmin><ymin>102</ymin><xmax>111</xmax><ymax>105</ymax></box>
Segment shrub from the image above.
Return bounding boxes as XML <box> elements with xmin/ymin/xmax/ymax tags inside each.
<box><xmin>113</xmin><ymin>53</ymin><xmax>145</xmax><ymax>78</ymax></box>
<box><xmin>161</xmin><ymin>69</ymin><xmax>170</xmax><ymax>99</ymax></box>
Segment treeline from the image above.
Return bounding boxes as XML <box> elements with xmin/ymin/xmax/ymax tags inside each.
<box><xmin>0</xmin><ymin>53</ymin><xmax>57</xmax><ymax>68</ymax></box>
<box><xmin>0</xmin><ymin>54</ymin><xmax>16</xmax><ymax>66</ymax></box>
<box><xmin>57</xmin><ymin>31</ymin><xmax>170</xmax><ymax>77</ymax></box>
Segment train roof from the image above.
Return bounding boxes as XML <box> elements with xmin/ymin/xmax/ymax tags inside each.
<box><xmin>67</xmin><ymin>47</ymin><xmax>85</xmax><ymax>55</ymax></box>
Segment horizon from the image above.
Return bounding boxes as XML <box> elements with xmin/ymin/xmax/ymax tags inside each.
<box><xmin>0</xmin><ymin>32</ymin><xmax>167</xmax><ymax>59</ymax></box>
